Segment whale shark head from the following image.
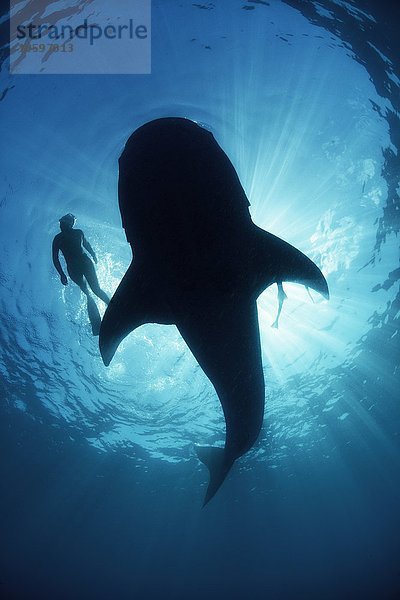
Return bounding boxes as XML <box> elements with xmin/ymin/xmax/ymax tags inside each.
<box><xmin>117</xmin><ymin>118</ymin><xmax>251</xmax><ymax>252</ymax></box>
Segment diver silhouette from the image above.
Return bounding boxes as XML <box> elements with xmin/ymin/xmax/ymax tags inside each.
<box><xmin>52</xmin><ymin>213</ymin><xmax>109</xmax><ymax>336</ymax></box>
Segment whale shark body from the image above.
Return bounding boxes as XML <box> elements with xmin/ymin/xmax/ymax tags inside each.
<box><xmin>99</xmin><ymin>117</ymin><xmax>329</xmax><ymax>505</ymax></box>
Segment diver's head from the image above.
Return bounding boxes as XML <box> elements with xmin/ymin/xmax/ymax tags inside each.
<box><xmin>59</xmin><ymin>213</ymin><xmax>76</xmax><ymax>231</ymax></box>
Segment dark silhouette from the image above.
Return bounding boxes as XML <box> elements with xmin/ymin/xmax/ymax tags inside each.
<box><xmin>52</xmin><ymin>213</ymin><xmax>109</xmax><ymax>335</ymax></box>
<box><xmin>99</xmin><ymin>117</ymin><xmax>329</xmax><ymax>504</ymax></box>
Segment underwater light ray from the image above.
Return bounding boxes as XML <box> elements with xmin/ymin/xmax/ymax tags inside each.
<box><xmin>244</xmin><ymin>49</ymin><xmax>343</xmax><ymax>214</ymax></box>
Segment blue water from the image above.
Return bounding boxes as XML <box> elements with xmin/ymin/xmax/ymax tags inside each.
<box><xmin>1</xmin><ymin>1</ymin><xmax>399</xmax><ymax>598</ymax></box>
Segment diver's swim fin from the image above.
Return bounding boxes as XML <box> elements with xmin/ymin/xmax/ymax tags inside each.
<box><xmin>87</xmin><ymin>296</ymin><xmax>101</xmax><ymax>336</ymax></box>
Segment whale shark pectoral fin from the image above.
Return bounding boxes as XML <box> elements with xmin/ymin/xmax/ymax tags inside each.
<box><xmin>177</xmin><ymin>297</ymin><xmax>265</xmax><ymax>505</ymax></box>
<box><xmin>99</xmin><ymin>263</ymin><xmax>147</xmax><ymax>366</ymax></box>
<box><xmin>254</xmin><ymin>225</ymin><xmax>329</xmax><ymax>300</ymax></box>
<box><xmin>99</xmin><ymin>262</ymin><xmax>170</xmax><ymax>366</ymax></box>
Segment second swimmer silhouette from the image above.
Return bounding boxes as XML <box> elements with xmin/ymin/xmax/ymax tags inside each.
<box><xmin>52</xmin><ymin>213</ymin><xmax>109</xmax><ymax>336</ymax></box>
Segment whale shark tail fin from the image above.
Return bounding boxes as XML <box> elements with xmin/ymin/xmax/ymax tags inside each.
<box><xmin>196</xmin><ymin>446</ymin><xmax>234</xmax><ymax>507</ymax></box>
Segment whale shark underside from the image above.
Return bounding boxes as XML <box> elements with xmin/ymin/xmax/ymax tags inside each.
<box><xmin>99</xmin><ymin>117</ymin><xmax>329</xmax><ymax>505</ymax></box>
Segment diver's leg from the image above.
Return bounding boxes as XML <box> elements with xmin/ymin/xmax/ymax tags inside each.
<box><xmin>271</xmin><ymin>281</ymin><xmax>287</xmax><ymax>329</ymax></box>
<box><xmin>68</xmin><ymin>267</ymin><xmax>101</xmax><ymax>335</ymax></box>
<box><xmin>84</xmin><ymin>259</ymin><xmax>110</xmax><ymax>305</ymax></box>
<box><xmin>68</xmin><ymin>268</ymin><xmax>88</xmax><ymax>295</ymax></box>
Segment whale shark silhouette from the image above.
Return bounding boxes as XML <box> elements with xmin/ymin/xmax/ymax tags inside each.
<box><xmin>99</xmin><ymin>117</ymin><xmax>329</xmax><ymax>505</ymax></box>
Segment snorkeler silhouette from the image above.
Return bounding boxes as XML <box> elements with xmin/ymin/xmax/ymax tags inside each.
<box><xmin>52</xmin><ymin>213</ymin><xmax>109</xmax><ymax>336</ymax></box>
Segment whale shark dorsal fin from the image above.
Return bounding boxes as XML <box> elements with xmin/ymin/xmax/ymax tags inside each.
<box><xmin>99</xmin><ymin>262</ymin><xmax>173</xmax><ymax>366</ymax></box>
<box><xmin>254</xmin><ymin>225</ymin><xmax>329</xmax><ymax>301</ymax></box>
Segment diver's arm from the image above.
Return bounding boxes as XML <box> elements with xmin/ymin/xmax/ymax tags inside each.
<box><xmin>52</xmin><ymin>237</ymin><xmax>68</xmax><ymax>285</ymax></box>
<box><xmin>82</xmin><ymin>233</ymin><xmax>97</xmax><ymax>263</ymax></box>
